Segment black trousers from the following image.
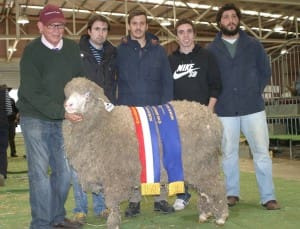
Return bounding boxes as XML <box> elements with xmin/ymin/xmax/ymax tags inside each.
<box><xmin>0</xmin><ymin>127</ymin><xmax>8</xmax><ymax>178</ymax></box>
<box><xmin>8</xmin><ymin>120</ymin><xmax>16</xmax><ymax>155</ymax></box>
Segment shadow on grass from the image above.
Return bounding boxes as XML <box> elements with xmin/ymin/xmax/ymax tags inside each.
<box><xmin>0</xmin><ymin>188</ymin><xmax>29</xmax><ymax>194</ymax></box>
<box><xmin>7</xmin><ymin>170</ymin><xmax>28</xmax><ymax>174</ymax></box>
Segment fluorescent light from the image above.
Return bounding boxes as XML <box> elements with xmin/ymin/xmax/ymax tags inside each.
<box><xmin>17</xmin><ymin>15</ymin><xmax>29</xmax><ymax>25</ymax></box>
<box><xmin>161</xmin><ymin>19</ymin><xmax>171</xmax><ymax>26</ymax></box>
<box><xmin>280</xmin><ymin>47</ymin><xmax>288</xmax><ymax>54</ymax></box>
<box><xmin>274</xmin><ymin>24</ymin><xmax>283</xmax><ymax>32</ymax></box>
<box><xmin>8</xmin><ymin>47</ymin><xmax>17</xmax><ymax>53</ymax></box>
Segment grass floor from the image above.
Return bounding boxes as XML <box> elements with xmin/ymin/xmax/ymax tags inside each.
<box><xmin>1</xmin><ymin>135</ymin><xmax>300</xmax><ymax>229</ymax></box>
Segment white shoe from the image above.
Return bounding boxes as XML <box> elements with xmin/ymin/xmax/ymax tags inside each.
<box><xmin>173</xmin><ymin>198</ymin><xmax>187</xmax><ymax>211</ymax></box>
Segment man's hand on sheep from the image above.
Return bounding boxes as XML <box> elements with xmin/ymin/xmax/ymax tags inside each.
<box><xmin>64</xmin><ymin>91</ymin><xmax>88</xmax><ymax>122</ymax></box>
<box><xmin>64</xmin><ymin>112</ymin><xmax>83</xmax><ymax>122</ymax></box>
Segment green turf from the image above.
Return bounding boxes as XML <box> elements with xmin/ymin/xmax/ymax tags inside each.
<box><xmin>1</xmin><ymin>134</ymin><xmax>300</xmax><ymax>229</ymax></box>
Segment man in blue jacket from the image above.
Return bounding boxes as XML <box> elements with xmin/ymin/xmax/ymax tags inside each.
<box><xmin>207</xmin><ymin>3</ymin><xmax>280</xmax><ymax>210</ymax></box>
<box><xmin>116</xmin><ymin>10</ymin><xmax>173</xmax><ymax>106</ymax></box>
<box><xmin>116</xmin><ymin>10</ymin><xmax>174</xmax><ymax>217</ymax></box>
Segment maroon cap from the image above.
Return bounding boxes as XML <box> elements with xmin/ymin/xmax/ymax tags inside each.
<box><xmin>39</xmin><ymin>4</ymin><xmax>65</xmax><ymax>25</ymax></box>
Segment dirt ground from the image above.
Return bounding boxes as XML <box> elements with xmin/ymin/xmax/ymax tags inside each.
<box><xmin>240</xmin><ymin>157</ymin><xmax>300</xmax><ymax>181</ymax></box>
<box><xmin>238</xmin><ymin>142</ymin><xmax>300</xmax><ymax>181</ymax></box>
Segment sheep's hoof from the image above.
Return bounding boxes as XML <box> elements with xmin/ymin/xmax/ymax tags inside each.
<box><xmin>215</xmin><ymin>213</ymin><xmax>228</xmax><ymax>226</ymax></box>
<box><xmin>215</xmin><ymin>218</ymin><xmax>226</xmax><ymax>225</ymax></box>
<box><xmin>199</xmin><ymin>212</ymin><xmax>212</xmax><ymax>223</ymax></box>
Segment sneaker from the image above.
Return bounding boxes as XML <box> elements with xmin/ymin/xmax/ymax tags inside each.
<box><xmin>11</xmin><ymin>153</ymin><xmax>18</xmax><ymax>157</ymax></box>
<box><xmin>0</xmin><ymin>174</ymin><xmax>5</xmax><ymax>187</ymax></box>
<box><xmin>227</xmin><ymin>196</ymin><xmax>239</xmax><ymax>207</ymax></box>
<box><xmin>262</xmin><ymin>200</ymin><xmax>280</xmax><ymax>210</ymax></box>
<box><xmin>125</xmin><ymin>202</ymin><xmax>140</xmax><ymax>217</ymax></box>
<box><xmin>154</xmin><ymin>200</ymin><xmax>175</xmax><ymax>213</ymax></box>
<box><xmin>173</xmin><ymin>193</ymin><xmax>191</xmax><ymax>211</ymax></box>
<box><xmin>73</xmin><ymin>212</ymin><xmax>87</xmax><ymax>225</ymax></box>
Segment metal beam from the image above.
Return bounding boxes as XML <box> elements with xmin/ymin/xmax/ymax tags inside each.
<box><xmin>0</xmin><ymin>34</ymin><xmax>296</xmax><ymax>45</ymax></box>
<box><xmin>138</xmin><ymin>2</ymin><xmax>177</xmax><ymax>40</ymax></box>
<box><xmin>240</xmin><ymin>0</ymin><xmax>300</xmax><ymax>6</ymax></box>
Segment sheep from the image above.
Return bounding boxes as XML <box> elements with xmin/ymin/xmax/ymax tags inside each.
<box><xmin>62</xmin><ymin>77</ymin><xmax>228</xmax><ymax>229</ymax></box>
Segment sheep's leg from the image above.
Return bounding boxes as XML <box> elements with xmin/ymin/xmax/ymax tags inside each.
<box><xmin>210</xmin><ymin>176</ymin><xmax>229</xmax><ymax>226</ymax></box>
<box><xmin>197</xmin><ymin>188</ymin><xmax>212</xmax><ymax>223</ymax></box>
<box><xmin>197</xmin><ymin>178</ymin><xmax>228</xmax><ymax>225</ymax></box>
<box><xmin>106</xmin><ymin>205</ymin><xmax>121</xmax><ymax>229</ymax></box>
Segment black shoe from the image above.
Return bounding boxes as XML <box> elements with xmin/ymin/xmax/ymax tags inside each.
<box><xmin>52</xmin><ymin>218</ymin><xmax>82</xmax><ymax>228</ymax></box>
<box><xmin>154</xmin><ymin>200</ymin><xmax>175</xmax><ymax>213</ymax></box>
<box><xmin>11</xmin><ymin>154</ymin><xmax>18</xmax><ymax>157</ymax></box>
<box><xmin>125</xmin><ymin>202</ymin><xmax>140</xmax><ymax>217</ymax></box>
<box><xmin>262</xmin><ymin>200</ymin><xmax>280</xmax><ymax>210</ymax></box>
<box><xmin>227</xmin><ymin>196</ymin><xmax>239</xmax><ymax>207</ymax></box>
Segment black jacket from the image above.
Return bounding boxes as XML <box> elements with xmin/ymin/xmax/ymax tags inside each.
<box><xmin>168</xmin><ymin>44</ymin><xmax>222</xmax><ymax>105</ymax></box>
<box><xmin>79</xmin><ymin>35</ymin><xmax>117</xmax><ymax>103</ymax></box>
<box><xmin>0</xmin><ymin>87</ymin><xmax>8</xmax><ymax>128</ymax></box>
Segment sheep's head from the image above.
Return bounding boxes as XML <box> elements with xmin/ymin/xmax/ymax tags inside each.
<box><xmin>64</xmin><ymin>91</ymin><xmax>90</xmax><ymax>114</ymax></box>
<box><xmin>64</xmin><ymin>77</ymin><xmax>110</xmax><ymax>114</ymax></box>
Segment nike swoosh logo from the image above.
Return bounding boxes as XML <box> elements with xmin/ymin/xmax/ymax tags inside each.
<box><xmin>173</xmin><ymin>68</ymin><xmax>200</xmax><ymax>80</ymax></box>
<box><xmin>173</xmin><ymin>71</ymin><xmax>190</xmax><ymax>80</ymax></box>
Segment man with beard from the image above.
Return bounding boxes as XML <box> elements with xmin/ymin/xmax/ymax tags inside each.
<box><xmin>207</xmin><ymin>3</ymin><xmax>280</xmax><ymax>210</ymax></box>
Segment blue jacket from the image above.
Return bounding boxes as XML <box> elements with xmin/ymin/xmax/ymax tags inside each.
<box><xmin>207</xmin><ymin>30</ymin><xmax>271</xmax><ymax>116</ymax></box>
<box><xmin>116</xmin><ymin>32</ymin><xmax>173</xmax><ymax>106</ymax></box>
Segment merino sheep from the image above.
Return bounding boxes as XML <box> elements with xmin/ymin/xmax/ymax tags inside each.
<box><xmin>62</xmin><ymin>77</ymin><xmax>228</xmax><ymax>229</ymax></box>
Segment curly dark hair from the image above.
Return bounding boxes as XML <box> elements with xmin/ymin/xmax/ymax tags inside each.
<box><xmin>216</xmin><ymin>3</ymin><xmax>241</xmax><ymax>28</ymax></box>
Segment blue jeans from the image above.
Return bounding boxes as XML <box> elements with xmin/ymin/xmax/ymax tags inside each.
<box><xmin>219</xmin><ymin>111</ymin><xmax>276</xmax><ymax>204</ymax></box>
<box><xmin>20</xmin><ymin>116</ymin><xmax>72</xmax><ymax>229</ymax></box>
<box><xmin>72</xmin><ymin>169</ymin><xmax>106</xmax><ymax>215</ymax></box>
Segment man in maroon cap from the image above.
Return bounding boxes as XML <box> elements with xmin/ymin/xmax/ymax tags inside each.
<box><xmin>17</xmin><ymin>4</ymin><xmax>84</xmax><ymax>228</ymax></box>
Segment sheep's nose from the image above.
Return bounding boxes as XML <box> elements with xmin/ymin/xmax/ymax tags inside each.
<box><xmin>64</xmin><ymin>102</ymin><xmax>73</xmax><ymax>108</ymax></box>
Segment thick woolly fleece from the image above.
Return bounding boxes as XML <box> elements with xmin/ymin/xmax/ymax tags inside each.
<box><xmin>62</xmin><ymin>77</ymin><xmax>229</xmax><ymax>229</ymax></box>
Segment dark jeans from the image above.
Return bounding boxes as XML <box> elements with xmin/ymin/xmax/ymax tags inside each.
<box><xmin>8</xmin><ymin>120</ymin><xmax>16</xmax><ymax>155</ymax></box>
<box><xmin>0</xmin><ymin>127</ymin><xmax>8</xmax><ymax>177</ymax></box>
